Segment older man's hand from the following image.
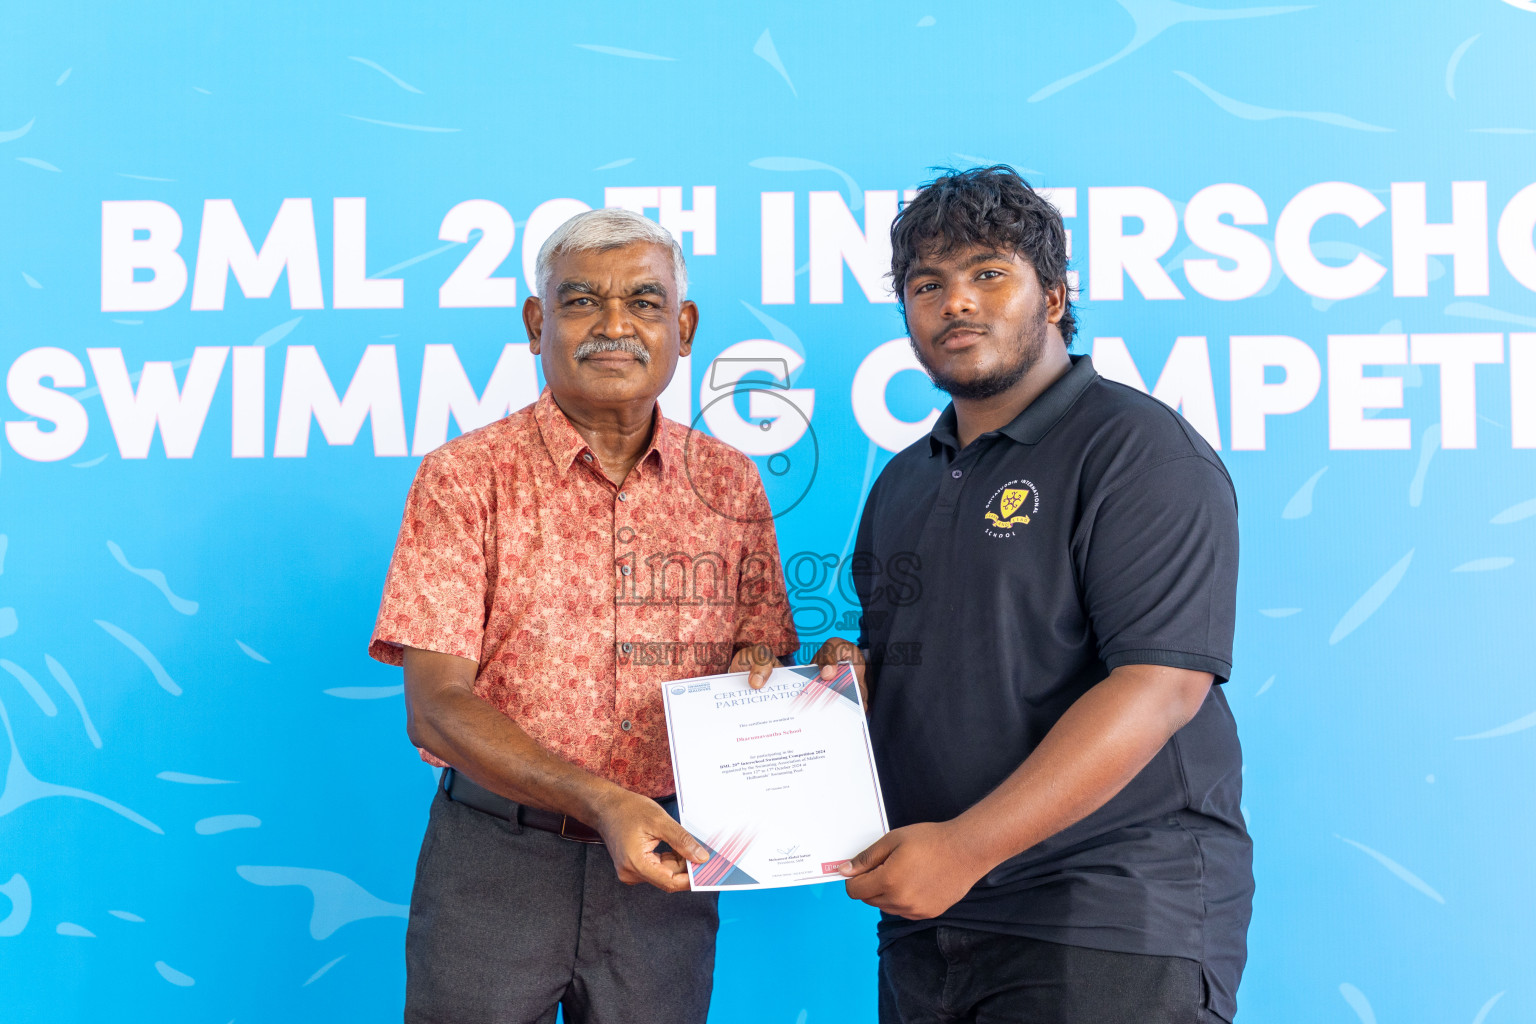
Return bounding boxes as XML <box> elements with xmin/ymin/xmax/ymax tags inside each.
<box><xmin>729</xmin><ymin>643</ymin><xmax>781</xmax><ymax>690</ymax></box>
<box><xmin>592</xmin><ymin>789</ymin><xmax>711</xmax><ymax>893</ymax></box>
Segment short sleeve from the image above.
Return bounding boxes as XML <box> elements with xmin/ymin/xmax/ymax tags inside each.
<box><xmin>1078</xmin><ymin>455</ymin><xmax>1238</xmax><ymax>682</ymax></box>
<box><xmin>730</xmin><ymin>470</ymin><xmax>800</xmax><ymax>662</ymax></box>
<box><xmin>368</xmin><ymin>452</ymin><xmax>491</xmax><ymax>666</ymax></box>
<box><xmin>850</xmin><ymin>486</ymin><xmax>881</xmax><ymax>651</ymax></box>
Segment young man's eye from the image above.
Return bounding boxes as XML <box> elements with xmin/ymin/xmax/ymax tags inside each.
<box><xmin>977</xmin><ymin>269</ymin><xmax>1002</xmax><ymax>280</ymax></box>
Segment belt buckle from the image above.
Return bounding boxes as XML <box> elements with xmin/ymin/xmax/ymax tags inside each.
<box><xmin>559</xmin><ymin>815</ymin><xmax>602</xmax><ymax>845</ymax></box>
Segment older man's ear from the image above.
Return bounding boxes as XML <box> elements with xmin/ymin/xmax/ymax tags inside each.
<box><xmin>676</xmin><ymin>299</ymin><xmax>698</xmax><ymax>355</ymax></box>
<box><xmin>523</xmin><ymin>295</ymin><xmax>545</xmax><ymax>353</ymax></box>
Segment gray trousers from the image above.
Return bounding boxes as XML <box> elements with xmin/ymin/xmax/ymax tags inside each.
<box><xmin>405</xmin><ymin>786</ymin><xmax>720</xmax><ymax>1024</ymax></box>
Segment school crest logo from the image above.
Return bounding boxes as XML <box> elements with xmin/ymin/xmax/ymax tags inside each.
<box><xmin>983</xmin><ymin>479</ymin><xmax>1040</xmax><ymax>538</ymax></box>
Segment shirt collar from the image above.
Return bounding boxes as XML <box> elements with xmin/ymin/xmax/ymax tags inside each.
<box><xmin>534</xmin><ymin>387</ymin><xmax>679</xmax><ymax>477</ymax></box>
<box><xmin>927</xmin><ymin>354</ymin><xmax>1099</xmax><ymax>455</ymax></box>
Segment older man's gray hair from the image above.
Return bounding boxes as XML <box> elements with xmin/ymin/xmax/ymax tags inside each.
<box><xmin>536</xmin><ymin>208</ymin><xmax>688</xmax><ymax>302</ymax></box>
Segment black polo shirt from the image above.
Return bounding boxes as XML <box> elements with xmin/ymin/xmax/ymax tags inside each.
<box><xmin>853</xmin><ymin>355</ymin><xmax>1252</xmax><ymax>1022</ymax></box>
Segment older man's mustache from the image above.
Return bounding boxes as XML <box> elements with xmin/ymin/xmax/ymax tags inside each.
<box><xmin>574</xmin><ymin>337</ymin><xmax>651</xmax><ymax>364</ymax></box>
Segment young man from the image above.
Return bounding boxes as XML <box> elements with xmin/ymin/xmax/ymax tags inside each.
<box><xmin>371</xmin><ymin>208</ymin><xmax>797</xmax><ymax>1023</ymax></box>
<box><xmin>815</xmin><ymin>166</ymin><xmax>1251</xmax><ymax>1023</ymax></box>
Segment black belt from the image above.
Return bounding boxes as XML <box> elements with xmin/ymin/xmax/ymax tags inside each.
<box><xmin>442</xmin><ymin>768</ymin><xmax>678</xmax><ymax>846</ymax></box>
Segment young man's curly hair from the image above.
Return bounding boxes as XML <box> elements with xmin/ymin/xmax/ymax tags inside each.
<box><xmin>890</xmin><ymin>165</ymin><xmax>1077</xmax><ymax>345</ymax></box>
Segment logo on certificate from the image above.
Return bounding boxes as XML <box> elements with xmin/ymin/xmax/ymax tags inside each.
<box><xmin>983</xmin><ymin>479</ymin><xmax>1039</xmax><ymax>538</ymax></box>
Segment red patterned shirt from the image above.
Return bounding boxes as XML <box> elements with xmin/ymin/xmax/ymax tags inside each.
<box><xmin>369</xmin><ymin>388</ymin><xmax>798</xmax><ymax>797</ymax></box>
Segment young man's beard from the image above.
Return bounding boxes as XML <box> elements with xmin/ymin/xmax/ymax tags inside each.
<box><xmin>911</xmin><ymin>298</ymin><xmax>1050</xmax><ymax>401</ymax></box>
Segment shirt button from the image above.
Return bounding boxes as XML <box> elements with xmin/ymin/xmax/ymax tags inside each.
<box><xmin>621</xmin><ymin>642</ymin><xmax>633</xmax><ymax>653</ymax></box>
<box><xmin>620</xmin><ymin>564</ymin><xmax>632</xmax><ymax>576</ymax></box>
<box><xmin>620</xmin><ymin>719</ymin><xmax>633</xmax><ymax>731</ymax></box>
<box><xmin>618</xmin><ymin>491</ymin><xmax>629</xmax><ymax>502</ymax></box>
<box><xmin>582</xmin><ymin>452</ymin><xmax>593</xmax><ymax>462</ymax></box>
<box><xmin>951</xmin><ymin>469</ymin><xmax>963</xmax><ymax>479</ymax></box>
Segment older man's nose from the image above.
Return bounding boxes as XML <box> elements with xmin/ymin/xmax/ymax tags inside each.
<box><xmin>595</xmin><ymin>299</ymin><xmax>633</xmax><ymax>339</ymax></box>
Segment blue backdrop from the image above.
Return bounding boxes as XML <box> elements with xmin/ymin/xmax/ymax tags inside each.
<box><xmin>3</xmin><ymin>2</ymin><xmax>1535</xmax><ymax>1021</ymax></box>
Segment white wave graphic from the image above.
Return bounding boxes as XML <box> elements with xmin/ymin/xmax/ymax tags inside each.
<box><xmin>236</xmin><ymin>640</ymin><xmax>270</xmax><ymax>664</ymax></box>
<box><xmin>575</xmin><ymin>43</ymin><xmax>675</xmax><ymax>61</ymax></box>
<box><xmin>1</xmin><ymin>660</ymin><xmax>57</xmax><ymax>716</ymax></box>
<box><xmin>0</xmin><ymin>874</ymin><xmax>30</xmax><ymax>936</ymax></box>
<box><xmin>1340</xmin><ymin>983</ymin><xmax>1378</xmax><ymax>1024</ymax></box>
<box><xmin>1491</xmin><ymin>497</ymin><xmax>1536</xmax><ymax>523</ymax></box>
<box><xmin>1456</xmin><ymin>708</ymin><xmax>1536</xmax><ymax>740</ymax></box>
<box><xmin>195</xmin><ymin>814</ymin><xmax>261</xmax><ymax>835</ymax></box>
<box><xmin>1329</xmin><ymin>550</ymin><xmax>1414</xmax><ymax>644</ymax></box>
<box><xmin>95</xmin><ymin>621</ymin><xmax>181</xmax><ymax>696</ymax></box>
<box><xmin>749</xmin><ymin>156</ymin><xmax>864</xmax><ymax>211</ymax></box>
<box><xmin>304</xmin><ymin>955</ymin><xmax>346</xmax><ymax>986</ymax></box>
<box><xmin>1408</xmin><ymin>423</ymin><xmax>1440</xmax><ymax>508</ymax></box>
<box><xmin>236</xmin><ymin>865</ymin><xmax>408</xmax><ymax>939</ymax></box>
<box><xmin>1336</xmin><ymin>835</ymin><xmax>1446</xmax><ymax>903</ymax></box>
<box><xmin>106</xmin><ymin>541</ymin><xmax>198</xmax><ymax>615</ymax></box>
<box><xmin>752</xmin><ymin>30</ymin><xmax>796</xmax><ymax>96</ymax></box>
<box><xmin>1282</xmin><ymin>466</ymin><xmax>1328</xmax><ymax>518</ymax></box>
<box><xmin>0</xmin><ymin>119</ymin><xmax>35</xmax><ymax>143</ymax></box>
<box><xmin>157</xmin><ymin>771</ymin><xmax>236</xmax><ymax>785</ymax></box>
<box><xmin>324</xmin><ymin>685</ymin><xmax>403</xmax><ymax>699</ymax></box>
<box><xmin>1473</xmin><ymin>992</ymin><xmax>1506</xmax><ymax>1024</ymax></box>
<box><xmin>0</xmin><ymin>695</ymin><xmax>162</xmax><ymax>832</ymax></box>
<box><xmin>370</xmin><ymin>240</ymin><xmax>461</xmax><ymax>280</ymax></box>
<box><xmin>1446</xmin><ymin>301</ymin><xmax>1536</xmax><ymax>329</ymax></box>
<box><xmin>1452</xmin><ymin>557</ymin><xmax>1513</xmax><ymax>572</ymax></box>
<box><xmin>76</xmin><ymin>317</ymin><xmax>302</xmax><ymax>403</ymax></box>
<box><xmin>344</xmin><ymin>115</ymin><xmax>459</xmax><ymax>133</ymax></box>
<box><xmin>1445</xmin><ymin>35</ymin><xmax>1480</xmax><ymax>98</ymax></box>
<box><xmin>45</xmin><ymin>656</ymin><xmax>101</xmax><ymax>749</ymax></box>
<box><xmin>348</xmin><ymin>56</ymin><xmax>422</xmax><ymax>93</ymax></box>
<box><xmin>1175</xmin><ymin>71</ymin><xmax>1392</xmax><ymax>131</ymax></box>
<box><xmin>1029</xmin><ymin>0</ymin><xmax>1310</xmax><ymax>103</ymax></box>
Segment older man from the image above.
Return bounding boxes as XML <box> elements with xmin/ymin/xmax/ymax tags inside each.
<box><xmin>370</xmin><ymin>208</ymin><xmax>797</xmax><ymax>1024</ymax></box>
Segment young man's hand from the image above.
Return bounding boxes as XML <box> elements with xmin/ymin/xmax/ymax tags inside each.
<box><xmin>810</xmin><ymin>636</ymin><xmax>868</xmax><ymax>708</ymax></box>
<box><xmin>839</xmin><ymin>821</ymin><xmax>988</xmax><ymax>920</ymax></box>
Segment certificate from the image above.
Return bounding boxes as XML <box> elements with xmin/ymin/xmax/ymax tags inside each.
<box><xmin>660</xmin><ymin>664</ymin><xmax>889</xmax><ymax>891</ymax></box>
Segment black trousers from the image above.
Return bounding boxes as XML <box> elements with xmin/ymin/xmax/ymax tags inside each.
<box><xmin>404</xmin><ymin>787</ymin><xmax>719</xmax><ymax>1024</ymax></box>
<box><xmin>878</xmin><ymin>926</ymin><xmax>1226</xmax><ymax>1024</ymax></box>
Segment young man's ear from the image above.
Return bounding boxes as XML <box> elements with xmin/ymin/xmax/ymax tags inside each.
<box><xmin>1045</xmin><ymin>283</ymin><xmax>1067</xmax><ymax>324</ymax></box>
